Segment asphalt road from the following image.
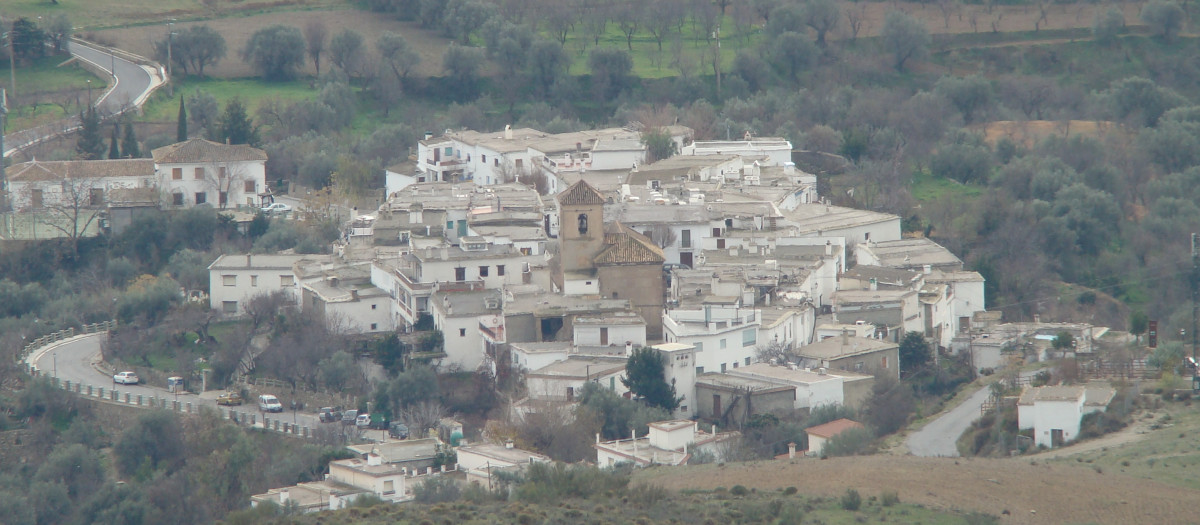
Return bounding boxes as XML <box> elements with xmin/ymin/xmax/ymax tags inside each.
<box><xmin>907</xmin><ymin>369</ymin><xmax>1037</xmax><ymax>457</ymax></box>
<box><xmin>3</xmin><ymin>40</ymin><xmax>159</xmax><ymax>157</ymax></box>
<box><xmin>26</xmin><ymin>333</ymin><xmax>334</xmax><ymax>434</ymax></box>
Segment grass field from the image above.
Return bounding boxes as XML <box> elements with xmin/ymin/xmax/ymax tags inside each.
<box><xmin>139</xmin><ymin>76</ymin><xmax>316</xmax><ymax>123</ymax></box>
<box><xmin>0</xmin><ymin>56</ymin><xmax>107</xmax><ymax>132</ymax></box>
<box><xmin>4</xmin><ymin>0</ymin><xmax>350</xmax><ymax>30</ymax></box>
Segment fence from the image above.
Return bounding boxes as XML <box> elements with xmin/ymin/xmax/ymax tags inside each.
<box><xmin>21</xmin><ymin>328</ymin><xmax>322</xmax><ymax>441</ymax></box>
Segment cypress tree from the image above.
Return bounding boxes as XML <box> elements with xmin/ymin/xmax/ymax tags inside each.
<box><xmin>108</xmin><ymin>123</ymin><xmax>121</xmax><ymax>159</ymax></box>
<box><xmin>177</xmin><ymin>95</ymin><xmax>188</xmax><ymax>142</ymax></box>
<box><xmin>122</xmin><ymin>122</ymin><xmax>141</xmax><ymax>158</ymax></box>
<box><xmin>217</xmin><ymin>97</ymin><xmax>259</xmax><ymax>146</ymax></box>
<box><xmin>75</xmin><ymin>107</ymin><xmax>106</xmax><ymax>160</ymax></box>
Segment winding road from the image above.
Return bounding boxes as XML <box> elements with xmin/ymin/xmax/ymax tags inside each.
<box><xmin>2</xmin><ymin>39</ymin><xmax>163</xmax><ymax>157</ymax></box>
<box><xmin>25</xmin><ymin>332</ymin><xmax>331</xmax><ymax>435</ymax></box>
<box><xmin>907</xmin><ymin>370</ymin><xmax>1037</xmax><ymax>457</ymax></box>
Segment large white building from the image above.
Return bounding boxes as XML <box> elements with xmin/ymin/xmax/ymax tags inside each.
<box><xmin>207</xmin><ymin>254</ymin><xmax>328</xmax><ymax>315</ymax></box>
<box><xmin>152</xmin><ymin>138</ymin><xmax>269</xmax><ymax>209</ymax></box>
<box><xmin>662</xmin><ymin>299</ymin><xmax>762</xmax><ymax>376</ymax></box>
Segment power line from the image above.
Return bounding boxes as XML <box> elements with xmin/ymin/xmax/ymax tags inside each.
<box><xmin>982</xmin><ymin>260</ymin><xmax>1195</xmax><ymax>313</ymax></box>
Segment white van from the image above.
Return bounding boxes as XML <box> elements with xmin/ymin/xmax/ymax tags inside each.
<box><xmin>258</xmin><ymin>394</ymin><xmax>283</xmax><ymax>413</ymax></box>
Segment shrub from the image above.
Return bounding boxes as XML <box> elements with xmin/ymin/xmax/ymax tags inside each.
<box><xmin>840</xmin><ymin>488</ymin><xmax>862</xmax><ymax>511</ymax></box>
<box><xmin>730</xmin><ymin>485</ymin><xmax>749</xmax><ymax>497</ymax></box>
<box><xmin>881</xmin><ymin>491</ymin><xmax>900</xmax><ymax>506</ymax></box>
<box><xmin>413</xmin><ymin>476</ymin><xmax>461</xmax><ymax>503</ymax></box>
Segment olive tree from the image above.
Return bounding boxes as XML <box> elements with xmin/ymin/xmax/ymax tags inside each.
<box><xmin>241</xmin><ymin>25</ymin><xmax>306</xmax><ymax>81</ymax></box>
<box><xmin>881</xmin><ymin>10</ymin><xmax>929</xmax><ymax>71</ymax></box>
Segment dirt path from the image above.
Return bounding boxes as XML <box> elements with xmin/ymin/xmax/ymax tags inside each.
<box><xmin>635</xmin><ymin>455</ymin><xmax>1200</xmax><ymax>524</ymax></box>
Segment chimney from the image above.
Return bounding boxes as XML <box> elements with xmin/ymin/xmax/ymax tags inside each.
<box><xmin>625</xmin><ymin>341</ymin><xmax>633</xmax><ymax>356</ymax></box>
<box><xmin>787</xmin><ymin>442</ymin><xmax>796</xmax><ymax>459</ymax></box>
<box><xmin>784</xmin><ymin>162</ymin><xmax>796</xmax><ymax>175</ymax></box>
<box><xmin>367</xmin><ymin>453</ymin><xmax>383</xmax><ymax>466</ymax></box>
<box><xmin>504</xmin><ymin>124</ymin><xmax>513</xmax><ymax>140</ymax></box>
<box><xmin>330</xmin><ymin>277</ymin><xmax>339</xmax><ymax>288</ymax></box>
<box><xmin>869</xmin><ymin>278</ymin><xmax>877</xmax><ymax>291</ymax></box>
<box><xmin>226</xmin><ymin>137</ymin><xmax>231</xmax><ymax>145</ymax></box>
<box><xmin>246</xmin><ymin>254</ymin><xmax>252</xmax><ymax>266</ymax></box>
<box><xmin>279</xmin><ymin>489</ymin><xmax>289</xmax><ymax>504</ymax></box>
<box><xmin>712</xmin><ymin>423</ymin><xmax>718</xmax><ymax>434</ymax></box>
<box><xmin>825</xmin><ymin>240</ymin><xmax>832</xmax><ymax>256</ymax></box>
<box><xmin>424</xmin><ymin>131</ymin><xmax>433</xmax><ymax>140</ymax></box>
<box><xmin>351</xmin><ymin>289</ymin><xmax>359</xmax><ymax>301</ymax></box>
<box><xmin>596</xmin><ymin>433</ymin><xmax>601</xmax><ymax>444</ymax></box>
<box><xmin>923</xmin><ymin>264</ymin><xmax>932</xmax><ymax>275</ymax></box>
<box><xmin>505</xmin><ymin>440</ymin><xmax>514</xmax><ymax>449</ymax></box>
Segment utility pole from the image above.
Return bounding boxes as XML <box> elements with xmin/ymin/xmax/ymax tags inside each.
<box><xmin>7</xmin><ymin>25</ymin><xmax>15</xmax><ymax>98</ymax></box>
<box><xmin>166</xmin><ymin>21</ymin><xmax>174</xmax><ymax>96</ymax></box>
<box><xmin>711</xmin><ymin>26</ymin><xmax>721</xmax><ymax>100</ymax></box>
<box><xmin>1191</xmin><ymin>233</ymin><xmax>1198</xmax><ymax>366</ymax></box>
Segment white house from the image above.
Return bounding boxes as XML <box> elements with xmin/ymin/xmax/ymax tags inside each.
<box><xmin>3</xmin><ymin>159</ymin><xmax>155</xmax><ymax>211</ymax></box>
<box><xmin>1017</xmin><ymin>384</ymin><xmax>1116</xmax><ymax>448</ymax></box>
<box><xmin>301</xmin><ymin>274</ymin><xmax>394</xmax><ymax>333</ymax></box>
<box><xmin>804</xmin><ymin>418</ymin><xmax>865</xmax><ymax>456</ymax></box>
<box><xmin>662</xmin><ymin>298</ymin><xmax>762</xmax><ymax>375</ymax></box>
<box><xmin>594</xmin><ymin>419</ymin><xmax>739</xmax><ymax>467</ymax></box>
<box><xmin>430</xmin><ymin>289</ymin><xmax>504</xmax><ymax>370</ymax></box>
<box><xmin>680</xmin><ymin>136</ymin><xmax>794</xmax><ymax>166</ymax></box>
<box><xmin>152</xmin><ymin>138</ymin><xmax>268</xmax><ymax>209</ymax></box>
<box><xmin>525</xmin><ymin>356</ymin><xmax>628</xmax><ymax>401</ymax></box>
<box><xmin>326</xmin><ymin>455</ymin><xmax>408</xmax><ymax>502</ymax></box>
<box><xmin>208</xmin><ymin>254</ymin><xmax>328</xmax><ymax>315</ymax></box>
<box><xmin>456</xmin><ymin>442</ymin><xmax>550</xmax><ymax>486</ymax></box>
<box><xmin>728</xmin><ymin>363</ymin><xmax>845</xmax><ymax>410</ymax></box>
<box><xmin>572</xmin><ymin>312</ymin><xmax>647</xmax><ymax>347</ymax></box>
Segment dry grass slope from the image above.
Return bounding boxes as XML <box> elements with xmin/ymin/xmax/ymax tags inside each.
<box><xmin>633</xmin><ymin>455</ymin><xmax>1200</xmax><ymax>525</ymax></box>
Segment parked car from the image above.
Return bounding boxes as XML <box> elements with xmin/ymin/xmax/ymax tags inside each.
<box><xmin>113</xmin><ymin>371</ymin><xmax>139</xmax><ymax>385</ymax></box>
<box><xmin>318</xmin><ymin>407</ymin><xmax>342</xmax><ymax>423</ymax></box>
<box><xmin>341</xmin><ymin>409</ymin><xmax>358</xmax><ymax>425</ymax></box>
<box><xmin>216</xmin><ymin>392</ymin><xmax>243</xmax><ymax>406</ymax></box>
<box><xmin>261</xmin><ymin>202</ymin><xmax>292</xmax><ymax>216</ymax></box>
<box><xmin>355</xmin><ymin>413</ymin><xmax>371</xmax><ymax>428</ymax></box>
<box><xmin>258</xmin><ymin>394</ymin><xmax>283</xmax><ymax>413</ymax></box>
<box><xmin>388</xmin><ymin>422</ymin><xmax>410</xmax><ymax>440</ymax></box>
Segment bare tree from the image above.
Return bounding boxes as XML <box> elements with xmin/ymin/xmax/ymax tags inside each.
<box><xmin>203</xmin><ymin>159</ymin><xmax>253</xmax><ymax>209</ymax></box>
<box><xmin>649</xmin><ymin>224</ymin><xmax>677</xmax><ymax>248</ymax></box>
<box><xmin>755</xmin><ymin>339</ymin><xmax>793</xmax><ymax>363</ymax></box>
<box><xmin>397</xmin><ymin>400</ymin><xmax>444</xmax><ymax>437</ymax></box>
<box><xmin>304</xmin><ymin>20</ymin><xmax>328</xmax><ymax>77</ymax></box>
<box><xmin>21</xmin><ymin>172</ymin><xmax>105</xmax><ymax>254</ymax></box>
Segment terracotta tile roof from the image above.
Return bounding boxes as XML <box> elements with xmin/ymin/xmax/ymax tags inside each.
<box><xmin>804</xmin><ymin>418</ymin><xmax>864</xmax><ymax>439</ymax></box>
<box><xmin>151</xmin><ymin>138</ymin><xmax>267</xmax><ymax>164</ymax></box>
<box><xmin>594</xmin><ymin>222</ymin><xmax>665</xmax><ymax>265</ymax></box>
<box><xmin>6</xmin><ymin>159</ymin><xmax>154</xmax><ymax>182</ymax></box>
<box><xmin>556</xmin><ymin>180</ymin><xmax>606</xmax><ymax>206</ymax></box>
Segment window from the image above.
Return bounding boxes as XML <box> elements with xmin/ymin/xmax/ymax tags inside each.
<box><xmin>30</xmin><ymin>189</ymin><xmax>43</xmax><ymax>208</ymax></box>
<box><xmin>720</xmin><ymin>339</ymin><xmax>727</xmax><ymax>349</ymax></box>
<box><xmin>742</xmin><ymin>329</ymin><xmax>756</xmax><ymax>347</ymax></box>
<box><xmin>195</xmin><ymin>192</ymin><xmax>207</xmax><ymax>205</ymax></box>
<box><xmin>497</xmin><ymin>265</ymin><xmax>505</xmax><ymax>276</ymax></box>
<box><xmin>854</xmin><ymin>361</ymin><xmax>864</xmax><ymax>371</ymax></box>
<box><xmin>515</xmin><ymin>159</ymin><xmax>523</xmax><ymax>168</ymax></box>
<box><xmin>717</xmin><ymin>239</ymin><xmax>726</xmax><ymax>249</ymax></box>
<box><xmin>745</xmin><ymin>357</ymin><xmax>751</xmax><ymax>365</ymax></box>
<box><xmin>194</xmin><ymin>167</ymin><xmax>205</xmax><ymax>180</ymax></box>
<box><xmin>494</xmin><ymin>159</ymin><xmax>499</xmax><ymax>167</ymax></box>
<box><xmin>250</xmin><ymin>275</ymin><xmax>258</xmax><ymax>287</ymax></box>
<box><xmin>612</xmin><ymin>292</ymin><xmax>619</xmax><ymax>299</ymax></box>
<box><xmin>371</xmin><ymin>304</ymin><xmax>377</xmax><ymax>310</ymax></box>
<box><xmin>455</xmin><ymin>267</ymin><xmax>466</xmax><ymax>281</ymax></box>
<box><xmin>577</xmin><ymin>213</ymin><xmax>588</xmax><ymax>234</ymax></box>
<box><xmin>695</xmin><ymin>366</ymin><xmax>704</xmax><ymax>374</ymax></box>
<box><xmin>222</xmin><ymin>275</ymin><xmax>236</xmax><ymax>286</ymax></box>
<box><xmin>89</xmin><ymin>188</ymin><xmax>104</xmax><ymax>206</ymax></box>
<box><xmin>694</xmin><ymin>342</ymin><xmax>703</xmax><ymax>352</ymax></box>
<box><xmin>173</xmin><ymin>193</ymin><xmax>184</xmax><ymax>206</ymax></box>
<box><xmin>609</xmin><ymin>376</ymin><xmax>615</xmax><ymax>389</ymax></box>
<box><xmin>459</xmin><ymin>328</ymin><xmax>466</xmax><ymax>337</ymax></box>
<box><xmin>881</xmin><ymin>356</ymin><xmax>888</xmax><ymax>368</ymax></box>
<box><xmin>479</xmin><ymin>266</ymin><xmax>489</xmax><ymax>277</ymax></box>
<box><xmin>172</xmin><ymin>167</ymin><xmax>183</xmax><ymax>180</ymax></box>
<box><xmin>222</xmin><ymin>301</ymin><xmax>238</xmax><ymax>313</ymax></box>
<box><xmin>482</xmin><ymin>154</ymin><xmax>487</xmax><ymax>163</ymax></box>
<box><xmin>382</xmin><ymin>480</ymin><xmax>394</xmax><ymax>495</ymax></box>
<box><xmin>865</xmin><ymin>232</ymin><xmax>871</xmax><ymax>241</ymax></box>
<box><xmin>280</xmin><ymin>275</ymin><xmax>295</xmax><ymax>286</ymax></box>
<box><xmin>720</xmin><ymin>363</ymin><xmax>727</xmax><ymax>373</ymax></box>
<box><xmin>566</xmin><ymin>386</ymin><xmax>575</xmax><ymax>400</ymax></box>
<box><xmin>733</xmin><ymin>362</ymin><xmax>738</xmax><ymax>368</ymax></box>
<box><xmin>371</xmin><ymin>323</ymin><xmax>378</xmax><ymax>330</ymax></box>
<box><xmin>681</xmin><ymin>229</ymin><xmax>691</xmax><ymax>248</ymax></box>
<box><xmin>219</xmin><ymin>191</ymin><xmax>228</xmax><ymax>206</ymax></box>
<box><xmin>520</xmin><ymin>247</ymin><xmax>532</xmax><ymax>255</ymax></box>
<box><xmin>244</xmin><ymin>180</ymin><xmax>256</xmax><ymax>193</ymax></box>
<box><xmin>219</xmin><ymin>167</ymin><xmax>227</xmax><ymax>179</ymax></box>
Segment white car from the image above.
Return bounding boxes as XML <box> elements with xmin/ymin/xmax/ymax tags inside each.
<box><xmin>355</xmin><ymin>413</ymin><xmax>372</xmax><ymax>428</ymax></box>
<box><xmin>113</xmin><ymin>371</ymin><xmax>139</xmax><ymax>385</ymax></box>
<box><xmin>258</xmin><ymin>394</ymin><xmax>284</xmax><ymax>413</ymax></box>
<box><xmin>261</xmin><ymin>202</ymin><xmax>292</xmax><ymax>216</ymax></box>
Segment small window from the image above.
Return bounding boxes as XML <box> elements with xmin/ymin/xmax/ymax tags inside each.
<box><xmin>172</xmin><ymin>167</ymin><xmax>183</xmax><ymax>180</ymax></box>
<box><xmin>733</xmin><ymin>362</ymin><xmax>738</xmax><ymax>368</ymax></box>
<box><xmin>219</xmin><ymin>191</ymin><xmax>228</xmax><ymax>206</ymax></box>
<box><xmin>30</xmin><ymin>189</ymin><xmax>44</xmax><ymax>208</ymax></box>
<box><xmin>371</xmin><ymin>323</ymin><xmax>378</xmax><ymax>330</ymax></box>
<box><xmin>222</xmin><ymin>275</ymin><xmax>236</xmax><ymax>286</ymax></box>
<box><xmin>445</xmin><ymin>146</ymin><xmax>453</xmax><ymax>155</ymax></box>
<box><xmin>497</xmin><ymin>265</ymin><xmax>505</xmax><ymax>276</ymax></box>
<box><xmin>681</xmin><ymin>229</ymin><xmax>691</xmax><ymax>248</ymax></box>
<box><xmin>882</xmin><ymin>356</ymin><xmax>888</xmax><ymax>368</ymax></box>
<box><xmin>195</xmin><ymin>192</ymin><xmax>207</xmax><ymax>205</ymax></box>
<box><xmin>173</xmin><ymin>193</ymin><xmax>184</xmax><ymax>206</ymax></box>
<box><xmin>250</xmin><ymin>275</ymin><xmax>258</xmax><ymax>287</ymax></box>
<box><xmin>577</xmin><ymin>213</ymin><xmax>588</xmax><ymax>234</ymax></box>
<box><xmin>720</xmin><ymin>339</ymin><xmax>727</xmax><ymax>349</ymax></box>
<box><xmin>459</xmin><ymin>328</ymin><xmax>466</xmax><ymax>337</ymax></box>
<box><xmin>717</xmin><ymin>239</ymin><xmax>726</xmax><ymax>249</ymax></box>
<box><xmin>745</xmin><ymin>357</ymin><xmax>751</xmax><ymax>365</ymax></box>
<box><xmin>89</xmin><ymin>188</ymin><xmax>104</xmax><ymax>206</ymax></box>
<box><xmin>694</xmin><ymin>342</ymin><xmax>703</xmax><ymax>352</ymax></box>
<box><xmin>742</xmin><ymin>329</ymin><xmax>756</xmax><ymax>347</ymax></box>
<box><xmin>720</xmin><ymin>363</ymin><xmax>727</xmax><ymax>373</ymax></box>
<box><xmin>280</xmin><ymin>275</ymin><xmax>295</xmax><ymax>286</ymax></box>
<box><xmin>194</xmin><ymin>167</ymin><xmax>205</xmax><ymax>180</ymax></box>
<box><xmin>696</xmin><ymin>366</ymin><xmax>704</xmax><ymax>374</ymax></box>
<box><xmin>479</xmin><ymin>266</ymin><xmax>489</xmax><ymax>277</ymax></box>
<box><xmin>520</xmin><ymin>247</ymin><xmax>532</xmax><ymax>255</ymax></box>
<box><xmin>455</xmin><ymin>267</ymin><xmax>466</xmax><ymax>281</ymax></box>
<box><xmin>482</xmin><ymin>154</ymin><xmax>487</xmax><ymax>163</ymax></box>
<box><xmin>494</xmin><ymin>159</ymin><xmax>499</xmax><ymax>167</ymax></box>
<box><xmin>865</xmin><ymin>232</ymin><xmax>871</xmax><ymax>241</ymax></box>
<box><xmin>222</xmin><ymin>301</ymin><xmax>237</xmax><ymax>313</ymax></box>
<box><xmin>371</xmin><ymin>304</ymin><xmax>377</xmax><ymax>310</ymax></box>
<box><xmin>855</xmin><ymin>361</ymin><xmax>864</xmax><ymax>371</ymax></box>
<box><xmin>219</xmin><ymin>167</ymin><xmax>227</xmax><ymax>179</ymax></box>
<box><xmin>612</xmin><ymin>292</ymin><xmax>619</xmax><ymax>299</ymax></box>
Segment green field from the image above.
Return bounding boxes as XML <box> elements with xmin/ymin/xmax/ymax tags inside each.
<box><xmin>0</xmin><ymin>56</ymin><xmax>107</xmax><ymax>132</ymax></box>
<box><xmin>2</xmin><ymin>0</ymin><xmax>352</xmax><ymax>30</ymax></box>
<box><xmin>139</xmin><ymin>76</ymin><xmax>316</xmax><ymax>123</ymax></box>
<box><xmin>559</xmin><ymin>16</ymin><xmax>758</xmax><ymax>79</ymax></box>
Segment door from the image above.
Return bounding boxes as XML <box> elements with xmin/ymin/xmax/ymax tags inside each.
<box><xmin>600</xmin><ymin>327</ymin><xmax>609</xmax><ymax>345</ymax></box>
<box><xmin>680</xmin><ymin>252</ymin><xmax>693</xmax><ymax>269</ymax></box>
<box><xmin>1051</xmin><ymin>429</ymin><xmax>1064</xmax><ymax>447</ymax></box>
<box><xmin>712</xmin><ymin>394</ymin><xmax>722</xmax><ymax>416</ymax></box>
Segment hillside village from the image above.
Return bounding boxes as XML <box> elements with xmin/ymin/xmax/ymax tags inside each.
<box><xmin>2</xmin><ymin>123</ymin><xmax>1141</xmax><ymax>513</ymax></box>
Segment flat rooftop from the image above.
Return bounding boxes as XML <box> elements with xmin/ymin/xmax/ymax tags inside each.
<box><xmin>797</xmin><ymin>336</ymin><xmax>898</xmax><ymax>360</ymax></box>
<box><xmin>527</xmin><ymin>356</ymin><xmax>626</xmax><ymax>378</ymax></box>
<box><xmin>458</xmin><ymin>443</ymin><xmax>550</xmax><ymax>465</ymax></box>
<box><xmin>859</xmin><ymin>238</ymin><xmax>963</xmax><ymax>268</ymax></box>
<box><xmin>782</xmin><ymin>204</ymin><xmax>899</xmax><ymax>233</ymax></box>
